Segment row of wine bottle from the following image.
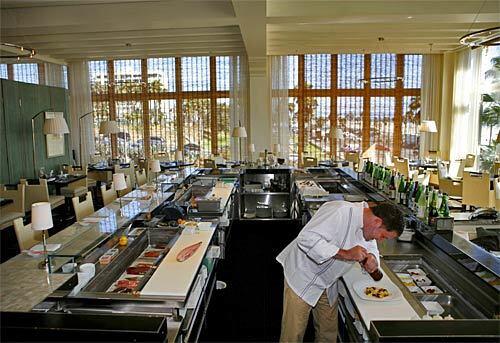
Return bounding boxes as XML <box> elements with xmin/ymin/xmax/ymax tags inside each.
<box><xmin>363</xmin><ymin>161</ymin><xmax>450</xmax><ymax>227</ymax></box>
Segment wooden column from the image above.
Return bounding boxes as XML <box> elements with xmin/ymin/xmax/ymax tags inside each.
<box><xmin>393</xmin><ymin>54</ymin><xmax>405</xmax><ymax>157</ymax></box>
<box><xmin>37</xmin><ymin>63</ymin><xmax>46</xmax><ymax>85</ymax></box>
<box><xmin>107</xmin><ymin>60</ymin><xmax>118</xmax><ymax>158</ymax></box>
<box><xmin>362</xmin><ymin>54</ymin><xmax>371</xmax><ymax>152</ymax></box>
<box><xmin>297</xmin><ymin>55</ymin><xmax>305</xmax><ymax>167</ymax></box>
<box><xmin>175</xmin><ymin>58</ymin><xmax>184</xmax><ymax>152</ymax></box>
<box><xmin>141</xmin><ymin>59</ymin><xmax>151</xmax><ymax>159</ymax></box>
<box><xmin>7</xmin><ymin>64</ymin><xmax>14</xmax><ymax>80</ymax></box>
<box><xmin>330</xmin><ymin>54</ymin><xmax>338</xmax><ymax>160</ymax></box>
<box><xmin>209</xmin><ymin>56</ymin><xmax>218</xmax><ymax>155</ymax></box>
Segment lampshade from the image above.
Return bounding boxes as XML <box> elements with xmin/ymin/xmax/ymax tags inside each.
<box><xmin>113</xmin><ymin>173</ymin><xmax>127</xmax><ymax>191</ymax></box>
<box><xmin>248</xmin><ymin>143</ymin><xmax>256</xmax><ymax>153</ymax></box>
<box><xmin>232</xmin><ymin>126</ymin><xmax>247</xmax><ymax>138</ymax></box>
<box><xmin>175</xmin><ymin>150</ymin><xmax>183</xmax><ymax>161</ymax></box>
<box><xmin>31</xmin><ymin>202</ymin><xmax>53</xmax><ymax>231</ymax></box>
<box><xmin>333</xmin><ymin>128</ymin><xmax>344</xmax><ymax>139</ymax></box>
<box><xmin>99</xmin><ymin>120</ymin><xmax>120</xmax><ymax>135</ymax></box>
<box><xmin>273</xmin><ymin>143</ymin><xmax>281</xmax><ymax>154</ymax></box>
<box><xmin>149</xmin><ymin>159</ymin><xmax>161</xmax><ymax>173</ymax></box>
<box><xmin>43</xmin><ymin>117</ymin><xmax>70</xmax><ymax>135</ymax></box>
<box><xmin>419</xmin><ymin>120</ymin><xmax>437</xmax><ymax>133</ymax></box>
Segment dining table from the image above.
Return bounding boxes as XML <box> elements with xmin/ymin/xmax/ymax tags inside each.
<box><xmin>46</xmin><ymin>174</ymin><xmax>87</xmax><ymax>195</ymax></box>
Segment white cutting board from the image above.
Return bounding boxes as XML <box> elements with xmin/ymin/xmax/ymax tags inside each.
<box><xmin>141</xmin><ymin>228</ymin><xmax>215</xmax><ymax>298</ymax></box>
<box><xmin>342</xmin><ymin>264</ymin><xmax>418</xmax><ymax>329</ymax></box>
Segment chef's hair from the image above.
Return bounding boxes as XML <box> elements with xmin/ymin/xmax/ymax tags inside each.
<box><xmin>371</xmin><ymin>202</ymin><xmax>404</xmax><ymax>235</ymax></box>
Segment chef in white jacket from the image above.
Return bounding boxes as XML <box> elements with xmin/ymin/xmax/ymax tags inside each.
<box><xmin>277</xmin><ymin>201</ymin><xmax>404</xmax><ymax>342</ymax></box>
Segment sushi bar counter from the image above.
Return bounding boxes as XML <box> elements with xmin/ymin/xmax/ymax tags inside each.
<box><xmin>1</xmin><ymin>170</ymin><xmax>236</xmax><ymax>342</ymax></box>
<box><xmin>299</xmin><ymin>167</ymin><xmax>500</xmax><ymax>342</ymax></box>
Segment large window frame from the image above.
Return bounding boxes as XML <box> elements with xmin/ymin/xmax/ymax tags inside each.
<box><xmin>288</xmin><ymin>54</ymin><xmax>421</xmax><ymax>165</ymax></box>
<box><xmin>90</xmin><ymin>57</ymin><xmax>230</xmax><ymax>161</ymax></box>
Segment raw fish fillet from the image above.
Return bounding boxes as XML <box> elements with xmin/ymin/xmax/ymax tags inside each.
<box><xmin>176</xmin><ymin>241</ymin><xmax>202</xmax><ymax>262</ymax></box>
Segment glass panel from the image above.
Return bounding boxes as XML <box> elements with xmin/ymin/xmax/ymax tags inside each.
<box><xmin>401</xmin><ymin>96</ymin><xmax>421</xmax><ymax>160</ymax></box>
<box><xmin>13</xmin><ymin>63</ymin><xmax>38</xmax><ymax>84</ymax></box>
<box><xmin>88</xmin><ymin>61</ymin><xmax>108</xmax><ymax>95</ymax></box>
<box><xmin>216</xmin><ymin>56</ymin><xmax>230</xmax><ymax>91</ymax></box>
<box><xmin>338</xmin><ymin>54</ymin><xmax>364</xmax><ymax>89</ymax></box>
<box><xmin>217</xmin><ymin>98</ymin><xmax>231</xmax><ymax>158</ymax></box>
<box><xmin>114</xmin><ymin>59</ymin><xmax>142</xmax><ymax>94</ymax></box>
<box><xmin>182</xmin><ymin>98</ymin><xmax>211</xmax><ymax>162</ymax></box>
<box><xmin>93</xmin><ymin>101</ymin><xmax>111</xmax><ymax>157</ymax></box>
<box><xmin>305</xmin><ymin>54</ymin><xmax>330</xmax><ymax>89</ymax></box>
<box><xmin>181</xmin><ymin>56</ymin><xmax>210</xmax><ymax>91</ymax></box>
<box><xmin>404</xmin><ymin>54</ymin><xmax>422</xmax><ymax>88</ymax></box>
<box><xmin>288</xmin><ymin>55</ymin><xmax>299</xmax><ymax>89</ymax></box>
<box><xmin>0</xmin><ymin>64</ymin><xmax>7</xmax><ymax>79</ymax></box>
<box><xmin>147</xmin><ymin>57</ymin><xmax>176</xmax><ymax>93</ymax></box>
<box><xmin>62</xmin><ymin>65</ymin><xmax>68</xmax><ymax>89</ymax></box>
<box><xmin>370</xmin><ymin>97</ymin><xmax>395</xmax><ymax>163</ymax></box>
<box><xmin>337</xmin><ymin>97</ymin><xmax>363</xmax><ymax>158</ymax></box>
<box><xmin>288</xmin><ymin>96</ymin><xmax>299</xmax><ymax>166</ymax></box>
<box><xmin>149</xmin><ymin>99</ymin><xmax>177</xmax><ymax>156</ymax></box>
<box><xmin>115</xmin><ymin>101</ymin><xmax>144</xmax><ymax>159</ymax></box>
<box><xmin>371</xmin><ymin>54</ymin><xmax>396</xmax><ymax>89</ymax></box>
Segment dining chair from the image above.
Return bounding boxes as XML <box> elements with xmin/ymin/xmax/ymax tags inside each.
<box><xmin>462</xmin><ymin>172</ymin><xmax>495</xmax><ymax>208</ymax></box>
<box><xmin>448</xmin><ymin>159</ymin><xmax>465</xmax><ymax>179</ymax></box>
<box><xmin>20</xmin><ymin>179</ymin><xmax>65</xmax><ymax>211</ymax></box>
<box><xmin>13</xmin><ymin>218</ymin><xmax>42</xmax><ymax>251</ymax></box>
<box><xmin>135</xmin><ymin>169</ymin><xmax>148</xmax><ymax>187</ymax></box>
<box><xmin>203</xmin><ymin>159</ymin><xmax>216</xmax><ymax>168</ymax></box>
<box><xmin>114</xmin><ymin>164</ymin><xmax>135</xmax><ymax>189</ymax></box>
<box><xmin>464</xmin><ymin>154</ymin><xmax>476</xmax><ymax>168</ymax></box>
<box><xmin>100</xmin><ymin>183</ymin><xmax>117</xmax><ymax>206</ymax></box>
<box><xmin>117</xmin><ymin>175</ymin><xmax>133</xmax><ymax>197</ymax></box>
<box><xmin>345</xmin><ymin>152</ymin><xmax>360</xmax><ymax>171</ymax></box>
<box><xmin>72</xmin><ymin>191</ymin><xmax>95</xmax><ymax>221</ymax></box>
<box><xmin>0</xmin><ymin>184</ymin><xmax>25</xmax><ymax>230</ymax></box>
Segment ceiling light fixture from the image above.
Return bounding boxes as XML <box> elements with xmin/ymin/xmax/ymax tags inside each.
<box><xmin>0</xmin><ymin>42</ymin><xmax>36</xmax><ymax>60</ymax></box>
<box><xmin>407</xmin><ymin>16</ymin><xmax>413</xmax><ymax>19</ymax></box>
<box><xmin>460</xmin><ymin>0</ymin><xmax>500</xmax><ymax>48</ymax></box>
<box><xmin>459</xmin><ymin>26</ymin><xmax>500</xmax><ymax>48</ymax></box>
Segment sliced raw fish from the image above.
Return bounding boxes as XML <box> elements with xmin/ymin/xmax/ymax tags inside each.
<box><xmin>176</xmin><ymin>241</ymin><xmax>202</xmax><ymax>262</ymax></box>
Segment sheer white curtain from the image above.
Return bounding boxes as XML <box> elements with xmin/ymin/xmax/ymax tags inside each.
<box><xmin>68</xmin><ymin>60</ymin><xmax>94</xmax><ymax>166</ymax></box>
<box><xmin>420</xmin><ymin>54</ymin><xmax>443</xmax><ymax>158</ymax></box>
<box><xmin>43</xmin><ymin>63</ymin><xmax>65</xmax><ymax>88</ymax></box>
<box><xmin>449</xmin><ymin>49</ymin><xmax>482</xmax><ymax>161</ymax></box>
<box><xmin>229</xmin><ymin>54</ymin><xmax>249</xmax><ymax>161</ymax></box>
<box><xmin>269</xmin><ymin>55</ymin><xmax>289</xmax><ymax>161</ymax></box>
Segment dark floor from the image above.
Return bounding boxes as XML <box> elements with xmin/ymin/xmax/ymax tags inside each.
<box><xmin>200</xmin><ymin>219</ymin><xmax>316</xmax><ymax>342</ymax></box>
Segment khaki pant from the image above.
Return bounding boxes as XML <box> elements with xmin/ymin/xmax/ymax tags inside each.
<box><xmin>280</xmin><ymin>281</ymin><xmax>338</xmax><ymax>343</ymax></box>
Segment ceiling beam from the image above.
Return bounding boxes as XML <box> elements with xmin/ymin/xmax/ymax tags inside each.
<box><xmin>231</xmin><ymin>0</ymin><xmax>266</xmax><ymax>58</ymax></box>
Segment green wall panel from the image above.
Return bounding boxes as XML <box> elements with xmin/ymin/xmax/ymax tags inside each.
<box><xmin>0</xmin><ymin>79</ymin><xmax>71</xmax><ymax>184</ymax></box>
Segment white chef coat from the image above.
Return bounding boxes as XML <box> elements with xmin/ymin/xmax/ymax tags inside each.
<box><xmin>276</xmin><ymin>201</ymin><xmax>380</xmax><ymax>307</ymax></box>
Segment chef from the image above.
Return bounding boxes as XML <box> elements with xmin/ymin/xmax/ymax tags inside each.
<box><xmin>277</xmin><ymin>201</ymin><xmax>404</xmax><ymax>342</ymax></box>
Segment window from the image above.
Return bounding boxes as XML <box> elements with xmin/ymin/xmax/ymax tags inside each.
<box><xmin>13</xmin><ymin>63</ymin><xmax>38</xmax><ymax>84</ymax></box>
<box><xmin>89</xmin><ymin>56</ymin><xmax>232</xmax><ymax>163</ymax></box>
<box><xmin>288</xmin><ymin>54</ymin><xmax>422</xmax><ymax>165</ymax></box>
<box><xmin>478</xmin><ymin>46</ymin><xmax>500</xmax><ymax>172</ymax></box>
<box><xmin>0</xmin><ymin>64</ymin><xmax>7</xmax><ymax>79</ymax></box>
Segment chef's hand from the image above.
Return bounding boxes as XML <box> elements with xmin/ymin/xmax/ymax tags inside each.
<box><xmin>336</xmin><ymin>246</ymin><xmax>367</xmax><ymax>262</ymax></box>
<box><xmin>361</xmin><ymin>254</ymin><xmax>378</xmax><ymax>273</ymax></box>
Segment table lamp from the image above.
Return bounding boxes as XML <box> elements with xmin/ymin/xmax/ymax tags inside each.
<box><xmin>175</xmin><ymin>150</ymin><xmax>183</xmax><ymax>164</ymax></box>
<box><xmin>99</xmin><ymin>120</ymin><xmax>120</xmax><ymax>161</ymax></box>
<box><xmin>248</xmin><ymin>143</ymin><xmax>255</xmax><ymax>164</ymax></box>
<box><xmin>232</xmin><ymin>124</ymin><xmax>247</xmax><ymax>163</ymax></box>
<box><xmin>419</xmin><ymin>120</ymin><xmax>438</xmax><ymax>160</ymax></box>
<box><xmin>113</xmin><ymin>173</ymin><xmax>127</xmax><ymax>208</ymax></box>
<box><xmin>149</xmin><ymin>159</ymin><xmax>161</xmax><ymax>190</ymax></box>
<box><xmin>333</xmin><ymin>128</ymin><xmax>344</xmax><ymax>160</ymax></box>
<box><xmin>31</xmin><ymin>202</ymin><xmax>54</xmax><ymax>270</ymax></box>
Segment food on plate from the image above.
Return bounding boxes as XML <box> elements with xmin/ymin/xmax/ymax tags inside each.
<box><xmin>111</xmin><ymin>287</ymin><xmax>133</xmax><ymax>294</ymax></box>
<box><xmin>411</xmin><ymin>275</ymin><xmax>432</xmax><ymax>286</ymax></box>
<box><xmin>421</xmin><ymin>285</ymin><xmax>443</xmax><ymax>294</ymax></box>
<box><xmin>126</xmin><ymin>263</ymin><xmax>153</xmax><ymax>275</ymax></box>
<box><xmin>154</xmin><ymin>243</ymin><xmax>168</xmax><ymax>250</ymax></box>
<box><xmin>364</xmin><ymin>286</ymin><xmax>390</xmax><ymax>299</ymax></box>
<box><xmin>116</xmin><ymin>279</ymin><xmax>139</xmax><ymax>289</ymax></box>
<box><xmin>407</xmin><ymin>268</ymin><xmax>426</xmax><ymax>276</ymax></box>
<box><xmin>176</xmin><ymin>241</ymin><xmax>203</xmax><ymax>262</ymax></box>
<box><xmin>144</xmin><ymin>250</ymin><xmax>161</xmax><ymax>258</ymax></box>
<box><xmin>177</xmin><ymin>218</ymin><xmax>186</xmax><ymax>225</ymax></box>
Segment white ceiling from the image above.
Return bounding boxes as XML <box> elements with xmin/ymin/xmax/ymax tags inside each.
<box><xmin>1</xmin><ymin>0</ymin><xmax>499</xmax><ymax>63</ymax></box>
